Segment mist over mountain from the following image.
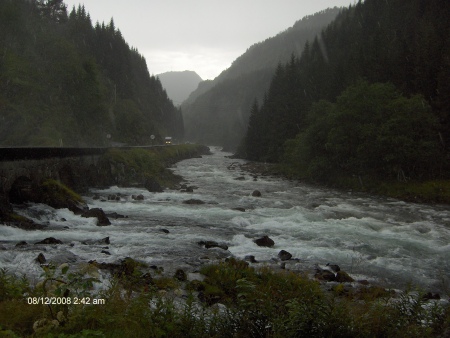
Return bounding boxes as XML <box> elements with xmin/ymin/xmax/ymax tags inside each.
<box><xmin>157</xmin><ymin>71</ymin><xmax>202</xmax><ymax>106</ymax></box>
<box><xmin>181</xmin><ymin>7</ymin><xmax>342</xmax><ymax>150</ymax></box>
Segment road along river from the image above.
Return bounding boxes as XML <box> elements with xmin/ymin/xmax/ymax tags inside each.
<box><xmin>0</xmin><ymin>147</ymin><xmax>449</xmax><ymax>293</ymax></box>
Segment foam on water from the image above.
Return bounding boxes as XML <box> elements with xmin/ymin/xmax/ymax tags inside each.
<box><xmin>1</xmin><ymin>147</ymin><xmax>449</xmax><ymax>292</ymax></box>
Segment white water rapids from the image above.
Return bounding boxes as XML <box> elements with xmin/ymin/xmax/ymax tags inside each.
<box><xmin>1</xmin><ymin>147</ymin><xmax>449</xmax><ymax>292</ymax></box>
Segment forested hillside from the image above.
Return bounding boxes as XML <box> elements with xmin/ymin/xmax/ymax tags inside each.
<box><xmin>182</xmin><ymin>8</ymin><xmax>342</xmax><ymax>150</ymax></box>
<box><xmin>0</xmin><ymin>0</ymin><xmax>183</xmax><ymax>146</ymax></box>
<box><xmin>239</xmin><ymin>0</ymin><xmax>449</xmax><ymax>187</ymax></box>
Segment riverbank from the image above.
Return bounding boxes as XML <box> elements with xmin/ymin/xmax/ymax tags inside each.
<box><xmin>0</xmin><ymin>256</ymin><xmax>448</xmax><ymax>337</ymax></box>
<box><xmin>1</xmin><ymin>146</ymin><xmax>449</xmax><ymax>336</ymax></box>
<box><xmin>0</xmin><ymin>144</ymin><xmax>211</xmax><ymax>229</ymax></box>
<box><xmin>238</xmin><ymin>161</ymin><xmax>450</xmax><ymax>205</ymax></box>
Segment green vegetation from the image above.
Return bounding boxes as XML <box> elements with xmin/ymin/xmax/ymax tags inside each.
<box><xmin>238</xmin><ymin>0</ymin><xmax>449</xmax><ymax>203</ymax></box>
<box><xmin>182</xmin><ymin>8</ymin><xmax>342</xmax><ymax>150</ymax></box>
<box><xmin>0</xmin><ymin>0</ymin><xmax>183</xmax><ymax>147</ymax></box>
<box><xmin>0</xmin><ymin>259</ymin><xmax>449</xmax><ymax>337</ymax></box>
<box><xmin>101</xmin><ymin>144</ymin><xmax>209</xmax><ymax>188</ymax></box>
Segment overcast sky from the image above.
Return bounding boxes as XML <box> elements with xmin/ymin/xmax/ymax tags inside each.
<box><xmin>64</xmin><ymin>0</ymin><xmax>353</xmax><ymax>80</ymax></box>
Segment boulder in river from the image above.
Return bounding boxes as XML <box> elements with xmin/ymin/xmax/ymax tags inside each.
<box><xmin>198</xmin><ymin>240</ymin><xmax>229</xmax><ymax>251</ymax></box>
<box><xmin>252</xmin><ymin>190</ymin><xmax>262</xmax><ymax>197</ymax></box>
<box><xmin>35</xmin><ymin>253</ymin><xmax>46</xmax><ymax>264</ymax></box>
<box><xmin>278</xmin><ymin>250</ymin><xmax>292</xmax><ymax>261</ymax></box>
<box><xmin>81</xmin><ymin>208</ymin><xmax>111</xmax><ymax>226</ymax></box>
<box><xmin>35</xmin><ymin>237</ymin><xmax>63</xmax><ymax>245</ymax></box>
<box><xmin>254</xmin><ymin>235</ymin><xmax>274</xmax><ymax>247</ymax></box>
<box><xmin>183</xmin><ymin>199</ymin><xmax>206</xmax><ymax>205</ymax></box>
<box><xmin>145</xmin><ymin>178</ymin><xmax>163</xmax><ymax>193</ymax></box>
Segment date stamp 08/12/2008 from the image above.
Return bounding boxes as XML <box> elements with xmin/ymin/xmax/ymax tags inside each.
<box><xmin>27</xmin><ymin>297</ymin><xmax>106</xmax><ymax>305</ymax></box>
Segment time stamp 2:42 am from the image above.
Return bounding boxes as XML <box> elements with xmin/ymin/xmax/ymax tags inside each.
<box><xmin>27</xmin><ymin>297</ymin><xmax>106</xmax><ymax>305</ymax></box>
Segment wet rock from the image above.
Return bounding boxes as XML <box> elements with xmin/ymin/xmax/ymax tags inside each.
<box><xmin>174</xmin><ymin>269</ymin><xmax>187</xmax><ymax>281</ymax></box>
<box><xmin>106</xmin><ymin>212</ymin><xmax>127</xmax><ymax>219</ymax></box>
<box><xmin>278</xmin><ymin>250</ymin><xmax>292</xmax><ymax>261</ymax></box>
<box><xmin>326</xmin><ymin>263</ymin><xmax>341</xmax><ymax>272</ymax></box>
<box><xmin>132</xmin><ymin>194</ymin><xmax>144</xmax><ymax>200</ymax></box>
<box><xmin>15</xmin><ymin>241</ymin><xmax>28</xmax><ymax>247</ymax></box>
<box><xmin>81</xmin><ymin>208</ymin><xmax>111</xmax><ymax>226</ymax></box>
<box><xmin>36</xmin><ymin>253</ymin><xmax>46</xmax><ymax>264</ymax></box>
<box><xmin>234</xmin><ymin>176</ymin><xmax>245</xmax><ymax>181</ymax></box>
<box><xmin>254</xmin><ymin>235</ymin><xmax>274</xmax><ymax>247</ymax></box>
<box><xmin>35</xmin><ymin>237</ymin><xmax>63</xmax><ymax>245</ymax></box>
<box><xmin>315</xmin><ymin>270</ymin><xmax>336</xmax><ymax>281</ymax></box>
<box><xmin>183</xmin><ymin>199</ymin><xmax>205</xmax><ymax>205</ymax></box>
<box><xmin>92</xmin><ymin>194</ymin><xmax>100</xmax><ymax>200</ymax></box>
<box><xmin>101</xmin><ymin>250</ymin><xmax>111</xmax><ymax>255</ymax></box>
<box><xmin>252</xmin><ymin>190</ymin><xmax>262</xmax><ymax>197</ymax></box>
<box><xmin>82</xmin><ymin>237</ymin><xmax>110</xmax><ymax>245</ymax></box>
<box><xmin>160</xmin><ymin>229</ymin><xmax>170</xmax><ymax>234</ymax></box>
<box><xmin>145</xmin><ymin>178</ymin><xmax>163</xmax><ymax>193</ymax></box>
<box><xmin>198</xmin><ymin>240</ymin><xmax>228</xmax><ymax>251</ymax></box>
<box><xmin>422</xmin><ymin>292</ymin><xmax>440</xmax><ymax>300</ymax></box>
<box><xmin>245</xmin><ymin>255</ymin><xmax>258</xmax><ymax>263</ymax></box>
<box><xmin>232</xmin><ymin>207</ymin><xmax>246</xmax><ymax>212</ymax></box>
<box><xmin>335</xmin><ymin>271</ymin><xmax>354</xmax><ymax>283</ymax></box>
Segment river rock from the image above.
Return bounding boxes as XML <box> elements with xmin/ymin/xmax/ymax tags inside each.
<box><xmin>278</xmin><ymin>250</ymin><xmax>292</xmax><ymax>261</ymax></box>
<box><xmin>36</xmin><ymin>253</ymin><xmax>46</xmax><ymax>264</ymax></box>
<box><xmin>35</xmin><ymin>237</ymin><xmax>63</xmax><ymax>245</ymax></box>
<box><xmin>326</xmin><ymin>263</ymin><xmax>341</xmax><ymax>272</ymax></box>
<box><xmin>232</xmin><ymin>207</ymin><xmax>246</xmax><ymax>212</ymax></box>
<box><xmin>106</xmin><ymin>212</ymin><xmax>127</xmax><ymax>219</ymax></box>
<box><xmin>254</xmin><ymin>235</ymin><xmax>274</xmax><ymax>247</ymax></box>
<box><xmin>235</xmin><ymin>176</ymin><xmax>245</xmax><ymax>181</ymax></box>
<box><xmin>198</xmin><ymin>240</ymin><xmax>228</xmax><ymax>250</ymax></box>
<box><xmin>174</xmin><ymin>269</ymin><xmax>187</xmax><ymax>281</ymax></box>
<box><xmin>335</xmin><ymin>271</ymin><xmax>354</xmax><ymax>283</ymax></box>
<box><xmin>145</xmin><ymin>178</ymin><xmax>163</xmax><ymax>193</ymax></box>
<box><xmin>252</xmin><ymin>190</ymin><xmax>262</xmax><ymax>197</ymax></box>
<box><xmin>245</xmin><ymin>255</ymin><xmax>258</xmax><ymax>263</ymax></box>
<box><xmin>82</xmin><ymin>237</ymin><xmax>110</xmax><ymax>245</ymax></box>
<box><xmin>81</xmin><ymin>208</ymin><xmax>111</xmax><ymax>226</ymax></box>
<box><xmin>16</xmin><ymin>241</ymin><xmax>28</xmax><ymax>247</ymax></box>
<box><xmin>183</xmin><ymin>199</ymin><xmax>205</xmax><ymax>205</ymax></box>
<box><xmin>315</xmin><ymin>270</ymin><xmax>336</xmax><ymax>281</ymax></box>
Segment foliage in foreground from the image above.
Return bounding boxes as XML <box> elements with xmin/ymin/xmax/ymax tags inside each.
<box><xmin>0</xmin><ymin>259</ymin><xmax>449</xmax><ymax>337</ymax></box>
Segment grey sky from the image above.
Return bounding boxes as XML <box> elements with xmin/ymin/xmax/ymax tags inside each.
<box><xmin>64</xmin><ymin>0</ymin><xmax>353</xmax><ymax>80</ymax></box>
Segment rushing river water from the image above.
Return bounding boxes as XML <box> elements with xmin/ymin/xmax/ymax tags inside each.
<box><xmin>1</xmin><ymin>147</ymin><xmax>449</xmax><ymax>292</ymax></box>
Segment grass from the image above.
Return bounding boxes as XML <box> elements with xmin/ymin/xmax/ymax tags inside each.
<box><xmin>277</xmin><ymin>163</ymin><xmax>450</xmax><ymax>204</ymax></box>
<box><xmin>0</xmin><ymin>259</ymin><xmax>448</xmax><ymax>337</ymax></box>
<box><xmin>102</xmin><ymin>144</ymin><xmax>208</xmax><ymax>188</ymax></box>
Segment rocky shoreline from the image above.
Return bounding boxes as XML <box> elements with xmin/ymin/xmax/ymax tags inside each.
<box><xmin>1</xmin><ymin>146</ymin><xmax>447</xmax><ymax>308</ymax></box>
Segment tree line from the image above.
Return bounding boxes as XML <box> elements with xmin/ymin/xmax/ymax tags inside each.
<box><xmin>0</xmin><ymin>0</ymin><xmax>183</xmax><ymax>146</ymax></box>
<box><xmin>238</xmin><ymin>0</ymin><xmax>449</xmax><ymax>183</ymax></box>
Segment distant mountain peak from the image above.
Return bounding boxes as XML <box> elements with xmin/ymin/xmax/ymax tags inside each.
<box><xmin>157</xmin><ymin>71</ymin><xmax>203</xmax><ymax>105</ymax></box>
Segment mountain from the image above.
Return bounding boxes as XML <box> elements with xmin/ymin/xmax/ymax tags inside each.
<box><xmin>239</xmin><ymin>0</ymin><xmax>449</xmax><ymax>183</ymax></box>
<box><xmin>0</xmin><ymin>0</ymin><xmax>183</xmax><ymax>146</ymax></box>
<box><xmin>157</xmin><ymin>71</ymin><xmax>202</xmax><ymax>106</ymax></box>
<box><xmin>181</xmin><ymin>7</ymin><xmax>342</xmax><ymax>150</ymax></box>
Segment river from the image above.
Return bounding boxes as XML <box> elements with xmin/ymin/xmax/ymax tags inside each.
<box><xmin>0</xmin><ymin>147</ymin><xmax>449</xmax><ymax>292</ymax></box>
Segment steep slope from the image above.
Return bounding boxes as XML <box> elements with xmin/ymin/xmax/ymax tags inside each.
<box><xmin>181</xmin><ymin>7</ymin><xmax>342</xmax><ymax>150</ymax></box>
<box><xmin>157</xmin><ymin>71</ymin><xmax>202</xmax><ymax>106</ymax></box>
<box><xmin>240</xmin><ymin>0</ymin><xmax>449</xmax><ymax>184</ymax></box>
<box><xmin>0</xmin><ymin>0</ymin><xmax>183</xmax><ymax>146</ymax></box>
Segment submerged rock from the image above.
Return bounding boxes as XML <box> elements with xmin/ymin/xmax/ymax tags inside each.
<box><xmin>198</xmin><ymin>240</ymin><xmax>229</xmax><ymax>251</ymax></box>
<box><xmin>35</xmin><ymin>237</ymin><xmax>63</xmax><ymax>245</ymax></box>
<box><xmin>35</xmin><ymin>253</ymin><xmax>46</xmax><ymax>264</ymax></box>
<box><xmin>183</xmin><ymin>199</ymin><xmax>206</xmax><ymax>205</ymax></box>
<box><xmin>252</xmin><ymin>190</ymin><xmax>262</xmax><ymax>197</ymax></box>
<box><xmin>254</xmin><ymin>235</ymin><xmax>274</xmax><ymax>247</ymax></box>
